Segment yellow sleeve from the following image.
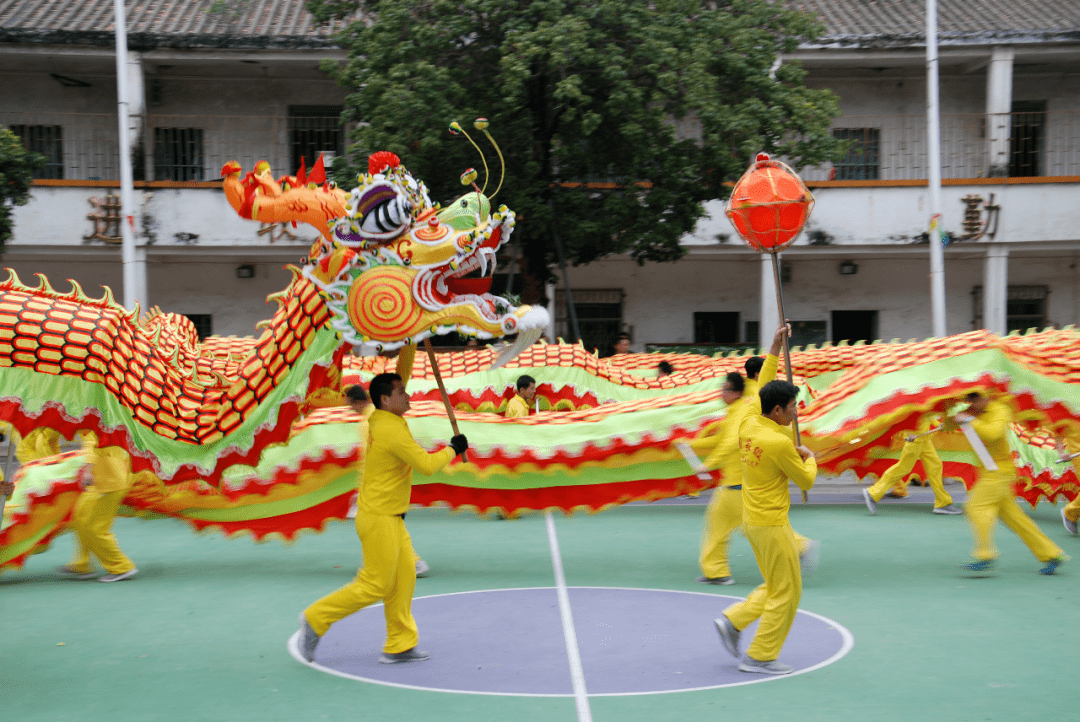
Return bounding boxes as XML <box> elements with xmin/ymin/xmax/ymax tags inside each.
<box><xmin>701</xmin><ymin>401</ymin><xmax>746</xmax><ymax>470</ymax></box>
<box><xmin>395</xmin><ymin>345</ymin><xmax>417</xmax><ymax>386</ymax></box>
<box><xmin>388</xmin><ymin>424</ymin><xmax>455</xmax><ymax>477</ymax></box>
<box><xmin>969</xmin><ymin>403</ymin><xmax>1009</xmax><ymax>445</ymax></box>
<box><xmin>770</xmin><ymin>436</ymin><xmax>817</xmax><ymax>491</ymax></box>
<box><xmin>504</xmin><ymin>397</ymin><xmax>527</xmax><ymax>418</ymax></box>
<box><xmin>758</xmin><ymin>354</ymin><xmax>780</xmax><ymax>387</ymax></box>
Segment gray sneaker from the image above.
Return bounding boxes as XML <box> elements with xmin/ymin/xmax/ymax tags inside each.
<box><xmin>739</xmin><ymin>655</ymin><xmax>794</xmax><ymax>675</ymax></box>
<box><xmin>861</xmin><ymin>488</ymin><xmax>877</xmax><ymax>515</ymax></box>
<box><xmin>99</xmin><ymin>568</ymin><xmax>137</xmax><ymax>583</ymax></box>
<box><xmin>1062</xmin><ymin>508</ymin><xmax>1078</xmax><ymax>535</ymax></box>
<box><xmin>713</xmin><ymin>616</ymin><xmax>741</xmax><ymax>660</ymax></box>
<box><xmin>799</xmin><ymin>540</ymin><xmax>821</xmax><ymax>577</ymax></box>
<box><xmin>298</xmin><ymin>612</ymin><xmax>320</xmax><ymax>663</ymax></box>
<box><xmin>696</xmin><ymin>575</ymin><xmax>734</xmax><ymax>585</ymax></box>
<box><xmin>415</xmin><ymin>559</ymin><xmax>431</xmax><ymax>578</ymax></box>
<box><xmin>379</xmin><ymin>647</ymin><xmax>430</xmax><ymax>664</ymax></box>
<box><xmin>932</xmin><ymin>504</ymin><xmax>963</xmax><ymax>515</ymax></box>
<box><xmin>57</xmin><ymin>565</ymin><xmax>99</xmax><ymax>580</ymax></box>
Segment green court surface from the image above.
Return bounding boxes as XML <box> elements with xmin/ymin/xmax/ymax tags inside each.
<box><xmin>2</xmin><ymin>495</ymin><xmax>1077</xmax><ymax>722</ymax></box>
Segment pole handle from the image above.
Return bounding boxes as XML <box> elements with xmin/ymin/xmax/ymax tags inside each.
<box><xmin>770</xmin><ymin>252</ymin><xmax>807</xmax><ymax>503</ymax></box>
<box><xmin>423</xmin><ymin>339</ymin><xmax>467</xmax><ymax>462</ymax></box>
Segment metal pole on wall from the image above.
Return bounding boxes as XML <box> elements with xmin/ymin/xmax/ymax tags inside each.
<box><xmin>926</xmin><ymin>0</ymin><xmax>947</xmax><ymax>337</ymax></box>
<box><xmin>114</xmin><ymin>0</ymin><xmax>141</xmax><ymax>313</ymax></box>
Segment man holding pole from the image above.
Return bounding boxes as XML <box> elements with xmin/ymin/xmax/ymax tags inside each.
<box><xmin>861</xmin><ymin>420</ymin><xmax>962</xmax><ymax>515</ymax></box>
<box><xmin>297</xmin><ymin>370</ymin><xmax>468</xmax><ymax>664</ymax></box>
<box><xmin>949</xmin><ymin>392</ymin><xmax>1065</xmax><ymax>574</ymax></box>
<box><xmin>696</xmin><ymin>323</ymin><xmax>817</xmax><ymax>584</ymax></box>
<box><xmin>714</xmin><ymin>380</ymin><xmax>817</xmax><ymax>675</ymax></box>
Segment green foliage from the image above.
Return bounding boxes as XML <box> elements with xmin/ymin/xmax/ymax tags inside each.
<box><xmin>0</xmin><ymin>129</ymin><xmax>44</xmax><ymax>257</ymax></box>
<box><xmin>311</xmin><ymin>0</ymin><xmax>844</xmax><ymax>288</ymax></box>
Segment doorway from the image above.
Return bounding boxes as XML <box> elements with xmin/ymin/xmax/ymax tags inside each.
<box><xmin>831</xmin><ymin>310</ymin><xmax>878</xmax><ymax>344</ymax></box>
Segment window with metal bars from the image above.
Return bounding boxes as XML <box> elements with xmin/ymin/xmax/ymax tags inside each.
<box><xmin>831</xmin><ymin>128</ymin><xmax>880</xmax><ymax>180</ymax></box>
<box><xmin>555</xmin><ymin>289</ymin><xmax>624</xmax><ymax>355</ymax></box>
<box><xmin>10</xmin><ymin>124</ymin><xmax>64</xmax><ymax>179</ymax></box>
<box><xmin>183</xmin><ymin>314</ymin><xmax>213</xmax><ymax>341</ymax></box>
<box><xmin>971</xmin><ymin>285</ymin><xmax>1049</xmax><ymax>332</ymax></box>
<box><xmin>288</xmin><ymin>106</ymin><xmax>344</xmax><ymax>175</ymax></box>
<box><xmin>1010</xmin><ymin>101</ymin><xmax>1046</xmax><ymax>178</ymax></box>
<box><xmin>154</xmin><ymin>127</ymin><xmax>204</xmax><ymax>181</ymax></box>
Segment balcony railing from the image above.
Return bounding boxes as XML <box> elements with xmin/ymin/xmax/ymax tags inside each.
<box><xmin>3</xmin><ymin>111</ymin><xmax>1079</xmax><ymax>183</ymax></box>
<box><xmin>2</xmin><ymin>112</ymin><xmax>346</xmax><ymax>183</ymax></box>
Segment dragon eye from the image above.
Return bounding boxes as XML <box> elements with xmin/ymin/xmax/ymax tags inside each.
<box><xmin>353</xmin><ymin>181</ymin><xmax>409</xmax><ymax>241</ymax></box>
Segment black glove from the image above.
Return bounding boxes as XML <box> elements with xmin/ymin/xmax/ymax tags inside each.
<box><xmin>450</xmin><ymin>434</ymin><xmax>469</xmax><ymax>455</ymax></box>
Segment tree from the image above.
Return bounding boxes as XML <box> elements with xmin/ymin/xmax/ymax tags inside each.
<box><xmin>0</xmin><ymin>129</ymin><xmax>43</xmax><ymax>258</ymax></box>
<box><xmin>310</xmin><ymin>0</ymin><xmax>845</xmax><ymax>303</ymax></box>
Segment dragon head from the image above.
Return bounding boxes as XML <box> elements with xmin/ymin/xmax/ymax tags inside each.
<box><xmin>301</xmin><ymin>147</ymin><xmax>548</xmax><ymax>353</ymax></box>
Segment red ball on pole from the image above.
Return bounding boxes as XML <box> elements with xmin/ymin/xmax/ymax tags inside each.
<box><xmin>725</xmin><ymin>153</ymin><xmax>815</xmax><ymax>253</ymax></box>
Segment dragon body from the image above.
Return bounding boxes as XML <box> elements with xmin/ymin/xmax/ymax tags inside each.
<box><xmin>2</xmin><ymin>142</ymin><xmax>1077</xmax><ymax>575</ymax></box>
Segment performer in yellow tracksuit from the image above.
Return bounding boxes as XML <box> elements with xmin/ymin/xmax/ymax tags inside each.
<box><xmin>60</xmin><ymin>433</ymin><xmax>138</xmax><ymax>582</ymax></box>
<box><xmin>1057</xmin><ymin>430</ymin><xmax>1080</xmax><ymax>535</ymax></box>
<box><xmin>862</xmin><ymin>420</ymin><xmax>961</xmax><ymax>515</ymax></box>
<box><xmin>17</xmin><ymin>427</ymin><xmax>62</xmax><ymax>463</ymax></box>
<box><xmin>714</xmin><ymin>379</ymin><xmax>817</xmax><ymax>675</ymax></box>
<box><xmin>298</xmin><ymin>368</ymin><xmax>467</xmax><ymax>664</ymax></box>
<box><xmin>697</xmin><ymin>324</ymin><xmax>817</xmax><ymax>583</ymax></box>
<box><xmin>504</xmin><ymin>374</ymin><xmax>536</xmax><ymax>418</ymax></box>
<box><xmin>952</xmin><ymin>393</ymin><xmax>1065</xmax><ymax>574</ymax></box>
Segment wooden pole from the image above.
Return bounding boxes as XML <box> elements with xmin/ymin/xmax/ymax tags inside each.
<box><xmin>0</xmin><ymin>431</ymin><xmax>13</xmax><ymax>522</ymax></box>
<box><xmin>770</xmin><ymin>252</ymin><xmax>807</xmax><ymax>503</ymax></box>
<box><xmin>423</xmin><ymin>338</ymin><xmax>468</xmax><ymax>461</ymax></box>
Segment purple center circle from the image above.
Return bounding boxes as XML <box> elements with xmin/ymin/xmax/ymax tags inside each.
<box><xmin>292</xmin><ymin>587</ymin><xmax>853</xmax><ymax>695</ymax></box>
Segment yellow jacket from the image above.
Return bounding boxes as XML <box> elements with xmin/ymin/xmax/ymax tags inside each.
<box><xmin>505</xmin><ymin>395</ymin><xmax>529</xmax><ymax>418</ymax></box>
<box><xmin>702</xmin><ymin>396</ymin><xmax>751</xmax><ymax>487</ymax></box>
<box><xmin>352</xmin><ymin>344</ymin><xmax>417</xmax><ymax>493</ymax></box>
<box><xmin>359</xmin><ymin>409</ymin><xmax>454</xmax><ymax>516</ymax></box>
<box><xmin>700</xmin><ymin>354</ymin><xmax>781</xmax><ymax>486</ymax></box>
<box><xmin>739</xmin><ymin>414</ymin><xmax>817</xmax><ymax>526</ymax></box>
<box><xmin>967</xmin><ymin>400</ymin><xmax>1013</xmax><ymax>464</ymax></box>
<box><xmin>16</xmin><ymin>427</ymin><xmax>62</xmax><ymax>463</ymax></box>
<box><xmin>80</xmin><ymin>433</ymin><xmax>133</xmax><ymax>494</ymax></box>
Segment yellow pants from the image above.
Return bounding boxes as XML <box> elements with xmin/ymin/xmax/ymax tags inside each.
<box><xmin>723</xmin><ymin>524</ymin><xmax>801</xmax><ymax>661</ymax></box>
<box><xmin>700</xmin><ymin>486</ymin><xmax>811</xmax><ymax>579</ymax></box>
<box><xmin>1065</xmin><ymin>494</ymin><xmax>1080</xmax><ymax>524</ymax></box>
<box><xmin>966</xmin><ymin>468</ymin><xmax>1062</xmax><ymax>562</ymax></box>
<box><xmin>1063</xmin><ymin>452</ymin><xmax>1080</xmax><ymax>524</ymax></box>
<box><xmin>305</xmin><ymin>511</ymin><xmax>418</xmax><ymax>653</ymax></box>
<box><xmin>867</xmin><ymin>437</ymin><xmax>952</xmax><ymax>508</ymax></box>
<box><xmin>69</xmin><ymin>486</ymin><xmax>136</xmax><ymax>574</ymax></box>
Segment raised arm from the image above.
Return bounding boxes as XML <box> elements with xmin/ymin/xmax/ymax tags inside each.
<box><xmin>395</xmin><ymin>344</ymin><xmax>418</xmax><ymax>386</ymax></box>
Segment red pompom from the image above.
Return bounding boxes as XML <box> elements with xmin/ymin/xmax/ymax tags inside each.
<box><xmin>368</xmin><ymin>151</ymin><xmax>401</xmax><ymax>175</ymax></box>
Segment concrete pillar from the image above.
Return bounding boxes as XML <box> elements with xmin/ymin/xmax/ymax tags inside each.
<box><xmin>983</xmin><ymin>245</ymin><xmax>1009</xmax><ymax>335</ymax></box>
<box><xmin>760</xmin><ymin>254</ymin><xmax>779</xmax><ymax>349</ymax></box>
<box><xmin>985</xmin><ymin>46</ymin><xmax>1014</xmax><ymax>178</ymax></box>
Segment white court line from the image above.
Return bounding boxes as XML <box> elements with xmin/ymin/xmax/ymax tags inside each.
<box><xmin>545</xmin><ymin>512</ymin><xmax>594</xmax><ymax>722</ymax></box>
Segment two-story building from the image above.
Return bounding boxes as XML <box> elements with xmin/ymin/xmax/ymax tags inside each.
<box><xmin>3</xmin><ymin>1</ymin><xmax>1079</xmax><ymax>349</ymax></box>
<box><xmin>560</xmin><ymin>1</ymin><xmax>1080</xmax><ymax>352</ymax></box>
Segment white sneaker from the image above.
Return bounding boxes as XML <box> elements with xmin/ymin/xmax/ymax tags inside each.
<box><xmin>415</xmin><ymin>559</ymin><xmax>430</xmax><ymax>578</ymax></box>
<box><xmin>713</xmin><ymin>616</ymin><xmax>741</xmax><ymax>660</ymax></box>
<box><xmin>57</xmin><ymin>565</ymin><xmax>98</xmax><ymax>580</ymax></box>
<box><xmin>932</xmin><ymin>504</ymin><xmax>963</xmax><ymax>515</ymax></box>
<box><xmin>799</xmin><ymin>540</ymin><xmax>821</xmax><ymax>577</ymax></box>
<box><xmin>99</xmin><ymin>568</ymin><xmax>137</xmax><ymax>583</ymax></box>
<box><xmin>1062</xmin><ymin>507</ymin><xmax>1078</xmax><ymax>535</ymax></box>
<box><xmin>379</xmin><ymin>647</ymin><xmax>430</xmax><ymax>664</ymax></box>
<box><xmin>739</xmin><ymin>655</ymin><xmax>793</xmax><ymax>675</ymax></box>
<box><xmin>298</xmin><ymin>612</ymin><xmax>320</xmax><ymax>663</ymax></box>
<box><xmin>862</xmin><ymin>488</ymin><xmax>877</xmax><ymax>515</ymax></box>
